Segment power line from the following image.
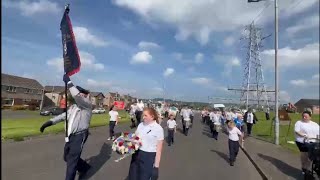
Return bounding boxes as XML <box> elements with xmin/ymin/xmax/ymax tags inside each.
<box><xmin>250</xmin><ymin>1</ymin><xmax>272</xmax><ymax>24</ymax></box>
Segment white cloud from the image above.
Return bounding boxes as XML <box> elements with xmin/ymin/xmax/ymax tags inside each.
<box><xmin>138</xmin><ymin>41</ymin><xmax>161</xmax><ymax>49</ymax></box>
<box><xmin>73</xmin><ymin>27</ymin><xmax>107</xmax><ymax>47</ymax></box>
<box><xmin>261</xmin><ymin>43</ymin><xmax>319</xmax><ymax>69</ymax></box>
<box><xmin>279</xmin><ymin>90</ymin><xmax>291</xmax><ymax>103</ymax></box>
<box><xmin>286</xmin><ymin>14</ymin><xmax>319</xmax><ymax>36</ymax></box>
<box><xmin>224</xmin><ymin>36</ymin><xmax>235</xmax><ymax>46</ymax></box>
<box><xmin>290</xmin><ymin>79</ymin><xmax>307</xmax><ymax>87</ymax></box>
<box><xmin>219</xmin><ymin>56</ymin><xmax>241</xmax><ymax>76</ymax></box>
<box><xmin>195</xmin><ymin>53</ymin><xmax>204</xmax><ymax>64</ymax></box>
<box><xmin>312</xmin><ymin>74</ymin><xmax>319</xmax><ymax>80</ymax></box>
<box><xmin>47</xmin><ymin>51</ymin><xmax>105</xmax><ymax>71</ymax></box>
<box><xmin>173</xmin><ymin>52</ymin><xmax>183</xmax><ymax>60</ymax></box>
<box><xmin>152</xmin><ymin>87</ymin><xmax>164</xmax><ymax>92</ymax></box>
<box><xmin>282</xmin><ymin>0</ymin><xmax>319</xmax><ymax>17</ymax></box>
<box><xmin>3</xmin><ymin>0</ymin><xmax>60</xmax><ymax>16</ymax></box>
<box><xmin>113</xmin><ymin>0</ymin><xmax>315</xmax><ymax>45</ymax></box>
<box><xmin>191</xmin><ymin>77</ymin><xmax>211</xmax><ymax>85</ymax></box>
<box><xmin>290</xmin><ymin>74</ymin><xmax>320</xmax><ymax>87</ymax></box>
<box><xmin>87</xmin><ymin>79</ymin><xmax>111</xmax><ymax>88</ymax></box>
<box><xmin>163</xmin><ymin>68</ymin><xmax>175</xmax><ymax>77</ymax></box>
<box><xmin>130</xmin><ymin>51</ymin><xmax>152</xmax><ymax>64</ymax></box>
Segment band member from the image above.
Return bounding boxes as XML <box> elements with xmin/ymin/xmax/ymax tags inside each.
<box><xmin>243</xmin><ymin>108</ymin><xmax>258</xmax><ymax>136</ymax></box>
<box><xmin>136</xmin><ymin>100</ymin><xmax>145</xmax><ymax>125</ymax></box>
<box><xmin>190</xmin><ymin>107</ymin><xmax>194</xmax><ymax>128</ymax></box>
<box><xmin>128</xmin><ymin>107</ymin><xmax>164</xmax><ymax>180</ymax></box>
<box><xmin>130</xmin><ymin>103</ymin><xmax>137</xmax><ymax>128</ymax></box>
<box><xmin>40</xmin><ymin>74</ymin><xmax>92</xmax><ymax>180</ymax></box>
<box><xmin>167</xmin><ymin>114</ymin><xmax>177</xmax><ymax>146</ymax></box>
<box><xmin>108</xmin><ymin>105</ymin><xmax>119</xmax><ymax>140</ymax></box>
<box><xmin>227</xmin><ymin>120</ymin><xmax>243</xmax><ymax>166</ymax></box>
<box><xmin>181</xmin><ymin>105</ymin><xmax>192</xmax><ymax>136</ymax></box>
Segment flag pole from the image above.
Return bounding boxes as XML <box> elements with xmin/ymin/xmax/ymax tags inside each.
<box><xmin>64</xmin><ymin>4</ymin><xmax>70</xmax><ymax>140</ymax></box>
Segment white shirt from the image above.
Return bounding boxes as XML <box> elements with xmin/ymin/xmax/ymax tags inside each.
<box><xmin>136</xmin><ymin>103</ymin><xmax>144</xmax><ymax>111</ymax></box>
<box><xmin>213</xmin><ymin>113</ymin><xmax>221</xmax><ymax>125</ymax></box>
<box><xmin>181</xmin><ymin>109</ymin><xmax>192</xmax><ymax>121</ymax></box>
<box><xmin>247</xmin><ymin>113</ymin><xmax>254</xmax><ymax>124</ymax></box>
<box><xmin>167</xmin><ymin>119</ymin><xmax>177</xmax><ymax>129</ymax></box>
<box><xmin>294</xmin><ymin>120</ymin><xmax>320</xmax><ymax>143</ymax></box>
<box><xmin>130</xmin><ymin>105</ymin><xmax>136</xmax><ymax>115</ymax></box>
<box><xmin>109</xmin><ymin>110</ymin><xmax>118</xmax><ymax>121</ymax></box>
<box><xmin>226</xmin><ymin>112</ymin><xmax>234</xmax><ymax>120</ymax></box>
<box><xmin>136</xmin><ymin>121</ymin><xmax>164</xmax><ymax>152</ymax></box>
<box><xmin>228</xmin><ymin>127</ymin><xmax>242</xmax><ymax>141</ymax></box>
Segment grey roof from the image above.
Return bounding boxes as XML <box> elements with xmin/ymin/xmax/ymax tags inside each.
<box><xmin>2</xmin><ymin>73</ymin><xmax>43</xmax><ymax>89</ymax></box>
<box><xmin>44</xmin><ymin>86</ymin><xmax>65</xmax><ymax>93</ymax></box>
<box><xmin>91</xmin><ymin>92</ymin><xmax>105</xmax><ymax>97</ymax></box>
<box><xmin>295</xmin><ymin>99</ymin><xmax>320</xmax><ymax>106</ymax></box>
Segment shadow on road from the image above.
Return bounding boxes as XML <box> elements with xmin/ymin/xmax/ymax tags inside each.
<box><xmin>211</xmin><ymin>150</ymin><xmax>229</xmax><ymax>164</ymax></box>
<box><xmin>257</xmin><ymin>153</ymin><xmax>301</xmax><ymax>179</ymax></box>
<box><xmin>80</xmin><ymin>143</ymin><xmax>112</xmax><ymax>179</ymax></box>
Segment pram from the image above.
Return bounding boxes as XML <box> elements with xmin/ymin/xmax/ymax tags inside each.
<box><xmin>305</xmin><ymin>138</ymin><xmax>320</xmax><ymax>179</ymax></box>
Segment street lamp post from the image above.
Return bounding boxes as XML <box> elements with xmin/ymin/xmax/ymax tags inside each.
<box><xmin>248</xmin><ymin>0</ymin><xmax>279</xmax><ymax>145</ymax></box>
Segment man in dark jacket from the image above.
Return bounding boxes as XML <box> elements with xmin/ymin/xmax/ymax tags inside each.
<box><xmin>243</xmin><ymin>108</ymin><xmax>258</xmax><ymax>136</ymax></box>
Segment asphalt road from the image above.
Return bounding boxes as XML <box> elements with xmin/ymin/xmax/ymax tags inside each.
<box><xmin>2</xmin><ymin>114</ymin><xmax>262</xmax><ymax>180</ymax></box>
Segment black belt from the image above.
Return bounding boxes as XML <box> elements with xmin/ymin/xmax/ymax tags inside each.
<box><xmin>71</xmin><ymin>129</ymin><xmax>88</xmax><ymax>136</ymax></box>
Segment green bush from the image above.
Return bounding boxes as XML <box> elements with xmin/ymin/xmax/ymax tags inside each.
<box><xmin>11</xmin><ymin>105</ymin><xmax>27</xmax><ymax>111</ymax></box>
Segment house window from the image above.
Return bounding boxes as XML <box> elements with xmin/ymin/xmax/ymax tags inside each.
<box><xmin>25</xmin><ymin>89</ymin><xmax>33</xmax><ymax>93</ymax></box>
<box><xmin>3</xmin><ymin>98</ymin><xmax>14</xmax><ymax>105</ymax></box>
<box><xmin>6</xmin><ymin>86</ymin><xmax>17</xmax><ymax>92</ymax></box>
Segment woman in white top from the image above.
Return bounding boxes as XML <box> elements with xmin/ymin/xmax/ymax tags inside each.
<box><xmin>227</xmin><ymin>120</ymin><xmax>244</xmax><ymax>166</ymax></box>
<box><xmin>294</xmin><ymin>111</ymin><xmax>320</xmax><ymax>174</ymax></box>
<box><xmin>128</xmin><ymin>107</ymin><xmax>164</xmax><ymax>180</ymax></box>
<box><xmin>108</xmin><ymin>105</ymin><xmax>119</xmax><ymax>140</ymax></box>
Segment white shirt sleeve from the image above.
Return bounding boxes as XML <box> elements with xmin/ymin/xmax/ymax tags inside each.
<box><xmin>157</xmin><ymin>128</ymin><xmax>164</xmax><ymax>141</ymax></box>
<box><xmin>237</xmin><ymin>128</ymin><xmax>242</xmax><ymax>136</ymax></box>
<box><xmin>294</xmin><ymin>121</ymin><xmax>301</xmax><ymax>133</ymax></box>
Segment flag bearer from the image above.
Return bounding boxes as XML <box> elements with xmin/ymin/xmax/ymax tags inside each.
<box><xmin>40</xmin><ymin>74</ymin><xmax>92</xmax><ymax>180</ymax></box>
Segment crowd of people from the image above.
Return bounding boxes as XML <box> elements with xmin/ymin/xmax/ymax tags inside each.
<box><xmin>38</xmin><ymin>75</ymin><xmax>319</xmax><ymax>180</ymax></box>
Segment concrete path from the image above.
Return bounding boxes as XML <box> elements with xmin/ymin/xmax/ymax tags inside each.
<box><xmin>2</xmin><ymin>114</ymin><xmax>262</xmax><ymax>180</ymax></box>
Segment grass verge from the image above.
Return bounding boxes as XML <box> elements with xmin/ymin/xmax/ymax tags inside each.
<box><xmin>1</xmin><ymin>110</ymin><xmax>130</xmax><ymax>141</ymax></box>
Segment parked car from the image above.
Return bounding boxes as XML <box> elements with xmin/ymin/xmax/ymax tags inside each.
<box><xmin>40</xmin><ymin>107</ymin><xmax>64</xmax><ymax>116</ymax></box>
<box><xmin>92</xmin><ymin>108</ymin><xmax>106</xmax><ymax>114</ymax></box>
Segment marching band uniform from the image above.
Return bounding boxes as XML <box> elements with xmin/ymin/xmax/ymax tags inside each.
<box><xmin>40</xmin><ymin>75</ymin><xmax>92</xmax><ymax>180</ymax></box>
<box><xmin>130</xmin><ymin>103</ymin><xmax>137</xmax><ymax>128</ymax></box>
<box><xmin>167</xmin><ymin>117</ymin><xmax>177</xmax><ymax>146</ymax></box>
<box><xmin>181</xmin><ymin>107</ymin><xmax>192</xmax><ymax>136</ymax></box>
<box><xmin>129</xmin><ymin>121</ymin><xmax>164</xmax><ymax>180</ymax></box>
<box><xmin>136</xmin><ymin>101</ymin><xmax>144</xmax><ymax>125</ymax></box>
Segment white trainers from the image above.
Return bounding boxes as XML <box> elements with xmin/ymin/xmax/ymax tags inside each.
<box><xmin>107</xmin><ymin>137</ymin><xmax>112</xmax><ymax>141</ymax></box>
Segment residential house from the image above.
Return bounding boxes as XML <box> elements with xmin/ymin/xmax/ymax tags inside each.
<box><xmin>103</xmin><ymin>92</ymin><xmax>121</xmax><ymax>108</ymax></box>
<box><xmin>42</xmin><ymin>86</ymin><xmax>65</xmax><ymax>108</ymax></box>
<box><xmin>1</xmin><ymin>73</ymin><xmax>43</xmax><ymax>107</ymax></box>
<box><xmin>122</xmin><ymin>94</ymin><xmax>137</xmax><ymax>107</ymax></box>
<box><xmin>90</xmin><ymin>92</ymin><xmax>105</xmax><ymax>108</ymax></box>
<box><xmin>294</xmin><ymin>99</ymin><xmax>320</xmax><ymax>114</ymax></box>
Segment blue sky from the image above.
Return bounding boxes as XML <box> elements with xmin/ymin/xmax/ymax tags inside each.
<box><xmin>2</xmin><ymin>0</ymin><xmax>319</xmax><ymax>103</ymax></box>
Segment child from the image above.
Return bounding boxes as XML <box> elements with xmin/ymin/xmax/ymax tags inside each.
<box><xmin>227</xmin><ymin>120</ymin><xmax>244</xmax><ymax>166</ymax></box>
<box><xmin>167</xmin><ymin>114</ymin><xmax>177</xmax><ymax>146</ymax></box>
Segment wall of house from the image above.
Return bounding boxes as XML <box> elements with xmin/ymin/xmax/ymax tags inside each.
<box><xmin>96</xmin><ymin>94</ymin><xmax>104</xmax><ymax>107</ymax></box>
<box><xmin>312</xmin><ymin>106</ymin><xmax>320</xmax><ymax>114</ymax></box>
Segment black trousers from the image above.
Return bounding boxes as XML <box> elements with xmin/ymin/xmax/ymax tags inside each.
<box><xmin>190</xmin><ymin>115</ymin><xmax>194</xmax><ymax>127</ymax></box>
<box><xmin>167</xmin><ymin>129</ymin><xmax>174</xmax><ymax>145</ymax></box>
<box><xmin>136</xmin><ymin>111</ymin><xmax>142</xmax><ymax>125</ymax></box>
<box><xmin>181</xmin><ymin>117</ymin><xmax>186</xmax><ymax>133</ymax></box>
<box><xmin>228</xmin><ymin>139</ymin><xmax>239</xmax><ymax>162</ymax></box>
<box><xmin>109</xmin><ymin>121</ymin><xmax>116</xmax><ymax>138</ymax></box>
<box><xmin>128</xmin><ymin>150</ymin><xmax>156</xmax><ymax>180</ymax></box>
<box><xmin>247</xmin><ymin>123</ymin><xmax>253</xmax><ymax>135</ymax></box>
<box><xmin>265</xmin><ymin>112</ymin><xmax>270</xmax><ymax>120</ymax></box>
<box><xmin>209</xmin><ymin>121</ymin><xmax>214</xmax><ymax>133</ymax></box>
<box><xmin>130</xmin><ymin>116</ymin><xmax>136</xmax><ymax>128</ymax></box>
<box><xmin>64</xmin><ymin>131</ymin><xmax>90</xmax><ymax>180</ymax></box>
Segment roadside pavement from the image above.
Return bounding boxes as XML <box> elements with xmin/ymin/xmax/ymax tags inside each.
<box><xmin>242</xmin><ymin>136</ymin><xmax>302</xmax><ymax>180</ymax></box>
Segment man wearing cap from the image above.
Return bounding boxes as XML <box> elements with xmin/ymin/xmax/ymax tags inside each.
<box><xmin>40</xmin><ymin>74</ymin><xmax>92</xmax><ymax>180</ymax></box>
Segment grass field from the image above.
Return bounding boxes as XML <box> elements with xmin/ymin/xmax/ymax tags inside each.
<box><xmin>252</xmin><ymin>112</ymin><xmax>320</xmax><ymax>153</ymax></box>
<box><xmin>1</xmin><ymin>110</ymin><xmax>130</xmax><ymax>141</ymax></box>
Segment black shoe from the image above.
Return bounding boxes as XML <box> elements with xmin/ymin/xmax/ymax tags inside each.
<box><xmin>78</xmin><ymin>165</ymin><xmax>91</xmax><ymax>179</ymax></box>
<box><xmin>230</xmin><ymin>161</ymin><xmax>234</xmax><ymax>166</ymax></box>
<box><xmin>168</xmin><ymin>144</ymin><xmax>171</xmax><ymax>146</ymax></box>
